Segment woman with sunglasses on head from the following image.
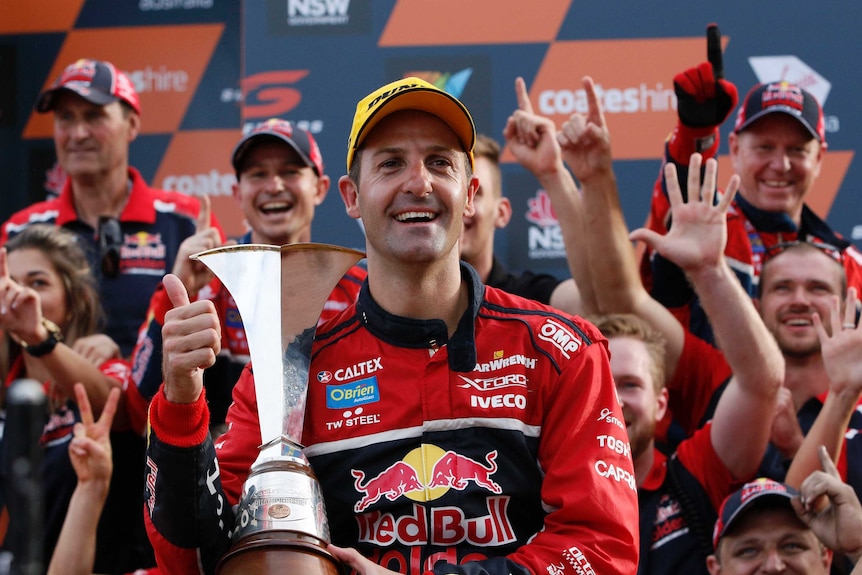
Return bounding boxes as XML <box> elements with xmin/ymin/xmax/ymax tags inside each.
<box><xmin>0</xmin><ymin>224</ymin><xmax>132</xmax><ymax>570</ymax></box>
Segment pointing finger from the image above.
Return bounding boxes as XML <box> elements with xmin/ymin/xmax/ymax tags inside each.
<box><xmin>707</xmin><ymin>23</ymin><xmax>724</xmax><ymax>80</ymax></box>
<box><xmin>515</xmin><ymin>76</ymin><xmax>535</xmax><ymax>115</ymax></box>
<box><xmin>197</xmin><ymin>194</ymin><xmax>211</xmax><ymax>232</ymax></box>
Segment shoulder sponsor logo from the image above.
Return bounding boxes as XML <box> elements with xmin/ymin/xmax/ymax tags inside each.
<box><xmin>538</xmin><ymin>318</ymin><xmax>581</xmax><ymax>358</ymax></box>
<box><xmin>596</xmin><ymin>434</ymin><xmax>631</xmax><ymax>458</ymax></box>
<box><xmin>326</xmin><ymin>376</ymin><xmax>380</xmax><ymax>409</ymax></box>
<box><xmin>560</xmin><ymin>546</ymin><xmax>596</xmax><ymax>575</ymax></box>
<box><xmin>472</xmin><ymin>352</ymin><xmax>537</xmax><ymax>373</ymax></box>
<box><xmin>323</xmin><ymin>357</ymin><xmax>383</xmax><ymax>382</ymax></box>
<box><xmin>594</xmin><ymin>459</ymin><xmax>637</xmax><ymax>492</ymax></box>
<box><xmin>324</xmin><ymin>405</ymin><xmax>380</xmax><ymax>430</ymax></box>
<box><xmin>597</xmin><ymin>408</ymin><xmax>625</xmax><ymax>430</ymax></box>
<box><xmin>458</xmin><ymin>373</ymin><xmax>527</xmax><ymax>391</ymax></box>
<box><xmin>470</xmin><ymin>393</ymin><xmax>527</xmax><ymax>410</ymax></box>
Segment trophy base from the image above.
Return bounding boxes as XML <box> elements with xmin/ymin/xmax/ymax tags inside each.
<box><xmin>216</xmin><ymin>531</ymin><xmax>343</xmax><ymax>575</ymax></box>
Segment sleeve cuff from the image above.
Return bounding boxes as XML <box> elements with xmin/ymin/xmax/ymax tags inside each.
<box><xmin>667</xmin><ymin>124</ymin><xmax>720</xmax><ymax>163</ymax></box>
<box><xmin>149</xmin><ymin>386</ymin><xmax>210</xmax><ymax>447</ymax></box>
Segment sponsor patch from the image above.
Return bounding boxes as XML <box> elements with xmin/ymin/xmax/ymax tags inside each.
<box><xmin>326</xmin><ymin>376</ymin><xmax>380</xmax><ymax>409</ymax></box>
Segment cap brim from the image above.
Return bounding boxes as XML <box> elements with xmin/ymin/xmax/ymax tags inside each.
<box><xmin>231</xmin><ymin>132</ymin><xmax>316</xmax><ymax>175</ymax></box>
<box><xmin>716</xmin><ymin>490</ymin><xmax>796</xmax><ymax>548</ymax></box>
<box><xmin>351</xmin><ymin>87</ymin><xmax>475</xmax><ymax>168</ymax></box>
<box><xmin>35</xmin><ymin>85</ymin><xmax>119</xmax><ymax>113</ymax></box>
<box><xmin>735</xmin><ymin>106</ymin><xmax>820</xmax><ymax>141</ymax></box>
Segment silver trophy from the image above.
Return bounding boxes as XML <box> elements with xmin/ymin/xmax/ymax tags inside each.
<box><xmin>192</xmin><ymin>243</ymin><xmax>364</xmax><ymax>575</ymax></box>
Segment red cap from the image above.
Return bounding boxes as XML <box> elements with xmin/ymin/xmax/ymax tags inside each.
<box><xmin>36</xmin><ymin>59</ymin><xmax>141</xmax><ymax>115</ymax></box>
<box><xmin>733</xmin><ymin>81</ymin><xmax>825</xmax><ymax>144</ymax></box>
<box><xmin>232</xmin><ymin>118</ymin><xmax>324</xmax><ymax>177</ymax></box>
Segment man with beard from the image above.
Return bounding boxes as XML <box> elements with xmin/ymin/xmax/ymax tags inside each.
<box><xmin>757</xmin><ymin>241</ymin><xmax>862</xmax><ymax>498</ymax></box>
<box><xmin>505</xmin><ymin>75</ymin><xmax>783</xmax><ymax>573</ymax></box>
<box><xmin>641</xmin><ymin>26</ymin><xmax>862</xmax><ymax>348</ymax></box>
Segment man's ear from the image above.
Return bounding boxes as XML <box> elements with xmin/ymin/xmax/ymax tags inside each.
<box><xmin>314</xmin><ymin>174</ymin><xmax>331</xmax><ymax>206</ymax></box>
<box><xmin>655</xmin><ymin>387</ymin><xmax>669</xmax><ymax>422</ymax></box>
<box><xmin>127</xmin><ymin>111</ymin><xmax>141</xmax><ymax>143</ymax></box>
<box><xmin>463</xmin><ymin>174</ymin><xmax>479</xmax><ymax>218</ymax></box>
<box><xmin>339</xmin><ymin>175</ymin><xmax>361</xmax><ymax>220</ymax></box>
<box><xmin>495</xmin><ymin>197</ymin><xmax>512</xmax><ymax>229</ymax></box>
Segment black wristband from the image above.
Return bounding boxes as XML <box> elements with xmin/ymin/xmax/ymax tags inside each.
<box><xmin>20</xmin><ymin>318</ymin><xmax>63</xmax><ymax>358</ymax></box>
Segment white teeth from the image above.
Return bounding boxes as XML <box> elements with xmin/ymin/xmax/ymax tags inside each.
<box><xmin>395</xmin><ymin>211</ymin><xmax>435</xmax><ymax>222</ymax></box>
<box><xmin>260</xmin><ymin>201</ymin><xmax>290</xmax><ymax>212</ymax></box>
<box><xmin>786</xmin><ymin>319</ymin><xmax>811</xmax><ymax>326</ymax></box>
<box><xmin>764</xmin><ymin>180</ymin><xmax>791</xmax><ymax>187</ymax></box>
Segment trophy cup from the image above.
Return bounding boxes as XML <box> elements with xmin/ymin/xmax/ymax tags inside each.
<box><xmin>192</xmin><ymin>243</ymin><xmax>364</xmax><ymax>575</ymax></box>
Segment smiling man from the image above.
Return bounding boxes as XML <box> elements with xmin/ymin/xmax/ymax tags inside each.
<box><xmin>642</xmin><ymin>44</ymin><xmax>862</xmax><ymax>347</ymax></box>
<box><xmin>143</xmin><ymin>77</ymin><xmax>638</xmax><ymax>575</ymax></box>
<box><xmin>126</xmin><ymin>118</ymin><xmax>367</xmax><ymax>435</ymax></box>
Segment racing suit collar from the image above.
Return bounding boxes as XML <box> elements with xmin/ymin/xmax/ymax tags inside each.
<box><xmin>356</xmin><ymin>262</ymin><xmax>483</xmax><ymax>373</ymax></box>
<box><xmin>734</xmin><ymin>193</ymin><xmax>798</xmax><ymax>234</ymax></box>
<box><xmin>734</xmin><ymin>194</ymin><xmax>849</xmax><ymax>250</ymax></box>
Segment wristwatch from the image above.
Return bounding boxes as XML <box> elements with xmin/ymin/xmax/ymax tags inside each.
<box><xmin>20</xmin><ymin>318</ymin><xmax>64</xmax><ymax>357</ymax></box>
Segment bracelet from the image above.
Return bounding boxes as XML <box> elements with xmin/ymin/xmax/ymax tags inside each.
<box><xmin>19</xmin><ymin>318</ymin><xmax>64</xmax><ymax>358</ymax></box>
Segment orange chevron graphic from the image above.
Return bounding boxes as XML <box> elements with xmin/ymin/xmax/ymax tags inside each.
<box><xmin>718</xmin><ymin>151</ymin><xmax>854</xmax><ymax>220</ymax></box>
<box><xmin>152</xmin><ymin>129</ymin><xmax>246</xmax><ymax>237</ymax></box>
<box><xmin>22</xmin><ymin>24</ymin><xmax>224</xmax><ymax>138</ymax></box>
<box><xmin>0</xmin><ymin>0</ymin><xmax>84</xmax><ymax>33</ymax></box>
<box><xmin>379</xmin><ymin>0</ymin><xmax>571</xmax><ymax>46</ymax></box>
<box><xmin>503</xmin><ymin>36</ymin><xmax>731</xmax><ymax>162</ymax></box>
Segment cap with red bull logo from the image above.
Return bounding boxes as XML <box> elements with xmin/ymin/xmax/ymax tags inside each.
<box><xmin>36</xmin><ymin>58</ymin><xmax>141</xmax><ymax>115</ymax></box>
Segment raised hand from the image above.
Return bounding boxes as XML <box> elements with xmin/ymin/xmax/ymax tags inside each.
<box><xmin>630</xmin><ymin>153</ymin><xmax>739</xmax><ymax>274</ymax></box>
<box><xmin>172</xmin><ymin>193</ymin><xmax>221</xmax><ymax>295</ymax></box>
<box><xmin>72</xmin><ymin>333</ymin><xmax>122</xmax><ymax>366</ymax></box>
<box><xmin>814</xmin><ymin>287</ymin><xmax>862</xmax><ymax>397</ymax></box>
<box><xmin>792</xmin><ymin>445</ymin><xmax>862</xmax><ymax>562</ymax></box>
<box><xmin>161</xmin><ymin>273</ymin><xmax>221</xmax><ymax>404</ymax></box>
<box><xmin>503</xmin><ymin>76</ymin><xmax>564</xmax><ymax>178</ymax></box>
<box><xmin>69</xmin><ymin>382</ymin><xmax>120</xmax><ymax>486</ymax></box>
<box><xmin>673</xmin><ymin>23</ymin><xmax>739</xmax><ymax>128</ymax></box>
<box><xmin>557</xmin><ymin>76</ymin><xmax>613</xmax><ymax>184</ymax></box>
<box><xmin>0</xmin><ymin>247</ymin><xmax>46</xmax><ymax>345</ymax></box>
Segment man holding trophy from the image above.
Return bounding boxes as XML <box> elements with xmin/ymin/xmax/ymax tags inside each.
<box><xmin>143</xmin><ymin>78</ymin><xmax>639</xmax><ymax>574</ymax></box>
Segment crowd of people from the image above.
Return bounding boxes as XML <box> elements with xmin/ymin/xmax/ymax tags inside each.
<box><xmin>1</xmin><ymin>28</ymin><xmax>862</xmax><ymax>574</ymax></box>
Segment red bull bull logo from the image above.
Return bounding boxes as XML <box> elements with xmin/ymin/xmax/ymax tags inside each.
<box><xmin>427</xmin><ymin>450</ymin><xmax>502</xmax><ymax>494</ymax></box>
<box><xmin>351</xmin><ymin>445</ymin><xmax>503</xmax><ymax>513</ymax></box>
<box><xmin>352</xmin><ymin>461</ymin><xmax>425</xmax><ymax>513</ymax></box>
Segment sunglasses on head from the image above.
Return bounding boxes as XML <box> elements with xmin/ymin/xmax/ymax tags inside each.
<box><xmin>98</xmin><ymin>216</ymin><xmax>122</xmax><ymax>278</ymax></box>
<box><xmin>764</xmin><ymin>239</ymin><xmax>844</xmax><ymax>264</ymax></box>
